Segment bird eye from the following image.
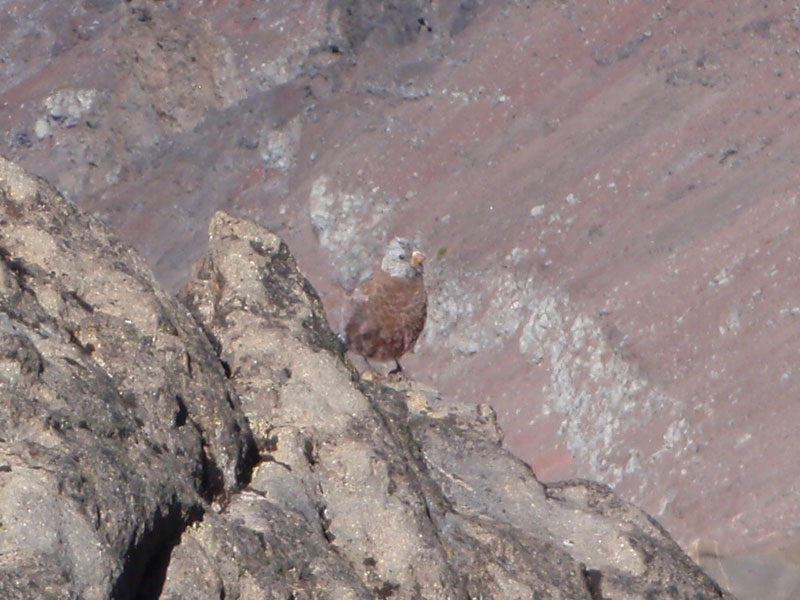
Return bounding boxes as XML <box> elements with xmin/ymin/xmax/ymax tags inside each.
<box><xmin>398</xmin><ymin>254</ymin><xmax>406</xmax><ymax>260</ymax></box>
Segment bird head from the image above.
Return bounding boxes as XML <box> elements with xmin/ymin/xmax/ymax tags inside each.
<box><xmin>381</xmin><ymin>237</ymin><xmax>425</xmax><ymax>279</ymax></box>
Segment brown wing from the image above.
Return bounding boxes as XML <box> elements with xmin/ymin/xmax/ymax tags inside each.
<box><xmin>345</xmin><ymin>270</ymin><xmax>427</xmax><ymax>360</ymax></box>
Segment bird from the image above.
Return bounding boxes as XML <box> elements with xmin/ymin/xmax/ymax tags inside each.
<box><xmin>345</xmin><ymin>238</ymin><xmax>427</xmax><ymax>374</ymax></box>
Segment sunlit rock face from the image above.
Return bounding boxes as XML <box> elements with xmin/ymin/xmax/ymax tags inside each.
<box><xmin>0</xmin><ymin>157</ymin><xmax>731</xmax><ymax>599</ymax></box>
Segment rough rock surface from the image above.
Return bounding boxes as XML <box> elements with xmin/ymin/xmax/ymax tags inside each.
<box><xmin>2</xmin><ymin>1</ymin><xmax>799</xmax><ymax>597</ymax></box>
<box><xmin>0</xmin><ymin>157</ymin><xmax>730</xmax><ymax>599</ymax></box>
<box><xmin>0</xmin><ymin>156</ymin><xmax>255</xmax><ymax>598</ymax></box>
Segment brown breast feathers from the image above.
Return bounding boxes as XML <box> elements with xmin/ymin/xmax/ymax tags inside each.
<box><xmin>345</xmin><ymin>269</ymin><xmax>427</xmax><ymax>362</ymax></box>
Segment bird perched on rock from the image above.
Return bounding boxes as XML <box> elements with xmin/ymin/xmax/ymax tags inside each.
<box><xmin>345</xmin><ymin>238</ymin><xmax>427</xmax><ymax>374</ymax></box>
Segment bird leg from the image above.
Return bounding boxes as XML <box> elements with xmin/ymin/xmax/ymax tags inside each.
<box><xmin>389</xmin><ymin>360</ymin><xmax>403</xmax><ymax>375</ymax></box>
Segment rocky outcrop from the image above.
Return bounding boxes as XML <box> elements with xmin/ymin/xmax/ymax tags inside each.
<box><xmin>6</xmin><ymin>6</ymin><xmax>800</xmax><ymax>589</ymax></box>
<box><xmin>0</xmin><ymin>156</ymin><xmax>732</xmax><ymax>598</ymax></box>
<box><xmin>0</xmin><ymin>156</ymin><xmax>256</xmax><ymax>599</ymax></box>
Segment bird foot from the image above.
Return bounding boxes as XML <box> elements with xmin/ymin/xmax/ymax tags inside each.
<box><xmin>388</xmin><ymin>360</ymin><xmax>403</xmax><ymax>376</ymax></box>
